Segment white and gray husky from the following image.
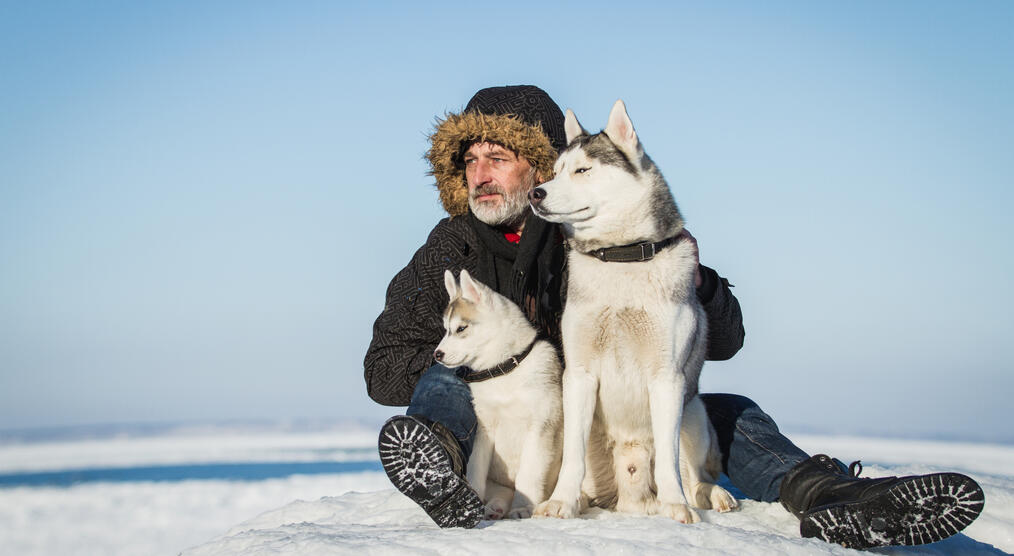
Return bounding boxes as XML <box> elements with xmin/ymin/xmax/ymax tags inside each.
<box><xmin>530</xmin><ymin>100</ymin><xmax>736</xmax><ymax>523</ymax></box>
<box><xmin>434</xmin><ymin>269</ymin><xmax>563</xmax><ymax>519</ymax></box>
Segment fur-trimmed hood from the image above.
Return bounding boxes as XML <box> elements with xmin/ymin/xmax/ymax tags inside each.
<box><xmin>424</xmin><ymin>85</ymin><xmax>566</xmax><ymax>217</ymax></box>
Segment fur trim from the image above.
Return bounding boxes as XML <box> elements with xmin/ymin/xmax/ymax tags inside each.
<box><xmin>426</xmin><ymin>112</ymin><xmax>558</xmax><ymax>217</ymax></box>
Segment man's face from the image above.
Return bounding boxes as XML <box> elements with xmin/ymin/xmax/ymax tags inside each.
<box><xmin>463</xmin><ymin>141</ymin><xmax>539</xmax><ymax>229</ymax></box>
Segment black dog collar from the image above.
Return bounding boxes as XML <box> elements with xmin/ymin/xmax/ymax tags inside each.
<box><xmin>462</xmin><ymin>340</ymin><xmax>537</xmax><ymax>383</ymax></box>
<box><xmin>588</xmin><ymin>234</ymin><xmax>682</xmax><ymax>262</ymax></box>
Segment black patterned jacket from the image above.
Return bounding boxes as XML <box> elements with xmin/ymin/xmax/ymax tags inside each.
<box><xmin>364</xmin><ymin>215</ymin><xmax>745</xmax><ymax>407</ymax></box>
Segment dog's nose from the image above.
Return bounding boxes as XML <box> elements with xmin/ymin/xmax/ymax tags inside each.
<box><xmin>529</xmin><ymin>187</ymin><xmax>546</xmax><ymax>205</ymax></box>
<box><xmin>433</xmin><ymin>349</ymin><xmax>444</xmax><ymax>362</ymax></box>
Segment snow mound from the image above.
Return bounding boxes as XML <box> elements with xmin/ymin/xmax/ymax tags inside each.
<box><xmin>183</xmin><ymin>462</ymin><xmax>1013</xmax><ymax>555</ymax></box>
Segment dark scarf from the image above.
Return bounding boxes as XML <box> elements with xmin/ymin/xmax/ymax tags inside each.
<box><xmin>467</xmin><ymin>211</ymin><xmax>565</xmax><ymax>345</ymax></box>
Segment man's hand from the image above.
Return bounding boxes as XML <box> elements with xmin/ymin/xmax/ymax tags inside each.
<box><xmin>679</xmin><ymin>228</ymin><xmax>703</xmax><ymax>288</ymax></box>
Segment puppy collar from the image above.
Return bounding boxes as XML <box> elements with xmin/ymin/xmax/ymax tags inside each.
<box><xmin>462</xmin><ymin>340</ymin><xmax>537</xmax><ymax>383</ymax></box>
<box><xmin>587</xmin><ymin>234</ymin><xmax>681</xmax><ymax>263</ymax></box>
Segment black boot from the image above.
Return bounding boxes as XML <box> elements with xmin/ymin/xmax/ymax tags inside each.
<box><xmin>779</xmin><ymin>454</ymin><xmax>984</xmax><ymax>549</ymax></box>
<box><xmin>378</xmin><ymin>415</ymin><xmax>483</xmax><ymax>528</ymax></box>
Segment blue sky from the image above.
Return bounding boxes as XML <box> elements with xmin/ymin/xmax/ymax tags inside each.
<box><xmin>1</xmin><ymin>1</ymin><xmax>1012</xmax><ymax>442</ymax></box>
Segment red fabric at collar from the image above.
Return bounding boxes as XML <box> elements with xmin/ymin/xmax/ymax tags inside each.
<box><xmin>503</xmin><ymin>232</ymin><xmax>521</xmax><ymax>244</ymax></box>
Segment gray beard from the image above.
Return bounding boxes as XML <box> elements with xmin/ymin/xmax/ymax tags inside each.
<box><xmin>469</xmin><ymin>185</ymin><xmax>532</xmax><ymax>229</ymax></box>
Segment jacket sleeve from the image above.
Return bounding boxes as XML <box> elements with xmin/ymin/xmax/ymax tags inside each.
<box><xmin>363</xmin><ymin>223</ymin><xmax>467</xmax><ymax>406</ymax></box>
<box><xmin>696</xmin><ymin>264</ymin><xmax>745</xmax><ymax>361</ymax></box>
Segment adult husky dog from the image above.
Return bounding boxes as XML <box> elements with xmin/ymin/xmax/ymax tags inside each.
<box><xmin>434</xmin><ymin>269</ymin><xmax>563</xmax><ymax>519</ymax></box>
<box><xmin>530</xmin><ymin>100</ymin><xmax>736</xmax><ymax>523</ymax></box>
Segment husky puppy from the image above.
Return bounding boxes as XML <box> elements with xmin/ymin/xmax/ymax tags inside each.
<box><xmin>434</xmin><ymin>269</ymin><xmax>563</xmax><ymax>519</ymax></box>
<box><xmin>530</xmin><ymin>100</ymin><xmax>736</xmax><ymax>523</ymax></box>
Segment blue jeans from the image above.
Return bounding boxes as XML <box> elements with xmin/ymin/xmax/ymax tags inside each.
<box><xmin>406</xmin><ymin>365</ymin><xmax>808</xmax><ymax>503</ymax></box>
<box><xmin>406</xmin><ymin>365</ymin><xmax>478</xmax><ymax>456</ymax></box>
<box><xmin>700</xmin><ymin>393</ymin><xmax>809</xmax><ymax>502</ymax></box>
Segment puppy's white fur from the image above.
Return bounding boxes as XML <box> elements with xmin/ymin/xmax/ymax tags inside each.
<box><xmin>435</xmin><ymin>269</ymin><xmax>563</xmax><ymax>519</ymax></box>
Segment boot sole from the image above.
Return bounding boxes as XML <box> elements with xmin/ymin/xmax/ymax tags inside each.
<box><xmin>378</xmin><ymin>416</ymin><xmax>483</xmax><ymax>529</ymax></box>
<box><xmin>800</xmin><ymin>472</ymin><xmax>984</xmax><ymax>549</ymax></box>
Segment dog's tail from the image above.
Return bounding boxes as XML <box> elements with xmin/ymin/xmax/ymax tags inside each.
<box><xmin>612</xmin><ymin>440</ymin><xmax>657</xmax><ymax>514</ymax></box>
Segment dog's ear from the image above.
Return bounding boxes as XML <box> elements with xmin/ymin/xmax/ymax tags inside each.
<box><xmin>444</xmin><ymin>269</ymin><xmax>459</xmax><ymax>300</ymax></box>
<box><xmin>458</xmin><ymin>269</ymin><xmax>483</xmax><ymax>304</ymax></box>
<box><xmin>605</xmin><ymin>99</ymin><xmax>639</xmax><ymax>154</ymax></box>
<box><xmin>564</xmin><ymin>109</ymin><xmax>588</xmax><ymax>145</ymax></box>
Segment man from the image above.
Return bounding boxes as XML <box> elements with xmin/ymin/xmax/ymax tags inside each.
<box><xmin>365</xmin><ymin>85</ymin><xmax>984</xmax><ymax>547</ymax></box>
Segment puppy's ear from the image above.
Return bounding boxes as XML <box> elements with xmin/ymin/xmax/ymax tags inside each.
<box><xmin>458</xmin><ymin>269</ymin><xmax>483</xmax><ymax>304</ymax></box>
<box><xmin>444</xmin><ymin>269</ymin><xmax>459</xmax><ymax>300</ymax></box>
<box><xmin>604</xmin><ymin>99</ymin><xmax>639</xmax><ymax>155</ymax></box>
<box><xmin>564</xmin><ymin>109</ymin><xmax>588</xmax><ymax>145</ymax></box>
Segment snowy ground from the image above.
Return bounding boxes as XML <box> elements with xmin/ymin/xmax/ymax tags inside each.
<box><xmin>1</xmin><ymin>426</ymin><xmax>1011</xmax><ymax>555</ymax></box>
<box><xmin>0</xmin><ymin>424</ymin><xmax>385</xmax><ymax>555</ymax></box>
<box><xmin>0</xmin><ymin>472</ymin><xmax>392</xmax><ymax>556</ymax></box>
<box><xmin>182</xmin><ymin>434</ymin><xmax>1014</xmax><ymax>556</ymax></box>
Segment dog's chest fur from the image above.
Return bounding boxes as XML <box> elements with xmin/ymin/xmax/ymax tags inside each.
<box><xmin>562</xmin><ymin>239</ymin><xmax>704</xmax><ymax>435</ymax></box>
<box><xmin>468</xmin><ymin>344</ymin><xmax>562</xmax><ymax>485</ymax></box>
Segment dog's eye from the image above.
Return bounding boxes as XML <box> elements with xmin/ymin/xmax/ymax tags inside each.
<box><xmin>456</xmin><ymin>325</ymin><xmax>468</xmax><ymax>333</ymax></box>
<box><xmin>575</xmin><ymin>167</ymin><xmax>591</xmax><ymax>174</ymax></box>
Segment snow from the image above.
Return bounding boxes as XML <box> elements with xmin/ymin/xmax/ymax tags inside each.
<box><xmin>0</xmin><ymin>473</ymin><xmax>392</xmax><ymax>556</ymax></box>
<box><xmin>0</xmin><ymin>426</ymin><xmax>377</xmax><ymax>474</ymax></box>
<box><xmin>182</xmin><ymin>481</ymin><xmax>1009</xmax><ymax>555</ymax></box>
<box><xmin>179</xmin><ymin>434</ymin><xmax>1014</xmax><ymax>556</ymax></box>
<box><xmin>0</xmin><ymin>424</ymin><xmax>385</xmax><ymax>556</ymax></box>
<box><xmin>1</xmin><ymin>427</ymin><xmax>1011</xmax><ymax>555</ymax></box>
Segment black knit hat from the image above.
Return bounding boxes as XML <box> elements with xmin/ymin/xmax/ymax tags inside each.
<box><xmin>463</xmin><ymin>85</ymin><xmax>567</xmax><ymax>153</ymax></box>
<box><xmin>427</xmin><ymin>85</ymin><xmax>566</xmax><ymax>216</ymax></box>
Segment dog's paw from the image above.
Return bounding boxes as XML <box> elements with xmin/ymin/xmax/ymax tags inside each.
<box><xmin>507</xmin><ymin>505</ymin><xmax>533</xmax><ymax>519</ymax></box>
<box><xmin>693</xmin><ymin>483</ymin><xmax>739</xmax><ymax>513</ymax></box>
<box><xmin>710</xmin><ymin>486</ymin><xmax>738</xmax><ymax>513</ymax></box>
<box><xmin>534</xmin><ymin>499</ymin><xmax>577</xmax><ymax>519</ymax></box>
<box><xmin>484</xmin><ymin>499</ymin><xmax>509</xmax><ymax>520</ymax></box>
<box><xmin>660</xmin><ymin>502</ymin><xmax>700</xmax><ymax>524</ymax></box>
